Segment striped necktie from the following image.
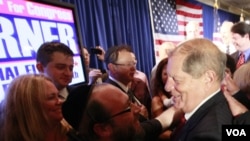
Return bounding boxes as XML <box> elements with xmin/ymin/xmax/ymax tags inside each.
<box><xmin>236</xmin><ymin>53</ymin><xmax>245</xmax><ymax>69</ymax></box>
<box><xmin>171</xmin><ymin>114</ymin><xmax>186</xmax><ymax>141</ymax></box>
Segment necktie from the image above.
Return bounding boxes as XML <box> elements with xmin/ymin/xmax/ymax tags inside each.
<box><xmin>236</xmin><ymin>53</ymin><xmax>245</xmax><ymax>69</ymax></box>
<box><xmin>127</xmin><ymin>89</ymin><xmax>142</xmax><ymax>105</ymax></box>
<box><xmin>127</xmin><ymin>89</ymin><xmax>148</xmax><ymax>122</ymax></box>
<box><xmin>127</xmin><ymin>89</ymin><xmax>134</xmax><ymax>102</ymax></box>
<box><xmin>171</xmin><ymin>114</ymin><xmax>186</xmax><ymax>140</ymax></box>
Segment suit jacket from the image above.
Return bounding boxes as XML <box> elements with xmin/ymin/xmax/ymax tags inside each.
<box><xmin>62</xmin><ymin>84</ymin><xmax>93</xmax><ymax>130</ymax></box>
<box><xmin>173</xmin><ymin>91</ymin><xmax>234</xmax><ymax>141</ymax></box>
<box><xmin>105</xmin><ymin>78</ymin><xmax>149</xmax><ymax>122</ymax></box>
<box><xmin>105</xmin><ymin>78</ymin><xmax>145</xmax><ymax>101</ymax></box>
<box><xmin>105</xmin><ymin>78</ymin><xmax>127</xmax><ymax>92</ymax></box>
<box><xmin>233</xmin><ymin>111</ymin><xmax>250</xmax><ymax>124</ymax></box>
<box><xmin>231</xmin><ymin>51</ymin><xmax>250</xmax><ymax>65</ymax></box>
<box><xmin>233</xmin><ymin>90</ymin><xmax>250</xmax><ymax>110</ymax></box>
<box><xmin>105</xmin><ymin>78</ymin><xmax>140</xmax><ymax>103</ymax></box>
<box><xmin>231</xmin><ymin>51</ymin><xmax>239</xmax><ymax>63</ymax></box>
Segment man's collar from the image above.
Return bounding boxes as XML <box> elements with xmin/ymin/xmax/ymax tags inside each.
<box><xmin>59</xmin><ymin>87</ymin><xmax>69</xmax><ymax>102</ymax></box>
<box><xmin>109</xmin><ymin>76</ymin><xmax>129</xmax><ymax>92</ymax></box>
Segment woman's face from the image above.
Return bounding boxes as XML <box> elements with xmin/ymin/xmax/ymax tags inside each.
<box><xmin>82</xmin><ymin>48</ymin><xmax>90</xmax><ymax>67</ymax></box>
<box><xmin>43</xmin><ymin>80</ymin><xmax>63</xmax><ymax>123</ymax></box>
<box><xmin>161</xmin><ymin>64</ymin><xmax>168</xmax><ymax>84</ymax></box>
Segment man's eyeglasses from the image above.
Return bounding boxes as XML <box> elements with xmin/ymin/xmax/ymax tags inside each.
<box><xmin>109</xmin><ymin>106</ymin><xmax>131</xmax><ymax>119</ymax></box>
<box><xmin>113</xmin><ymin>62</ymin><xmax>137</xmax><ymax>67</ymax></box>
<box><xmin>87</xmin><ymin>106</ymin><xmax>131</xmax><ymax>123</ymax></box>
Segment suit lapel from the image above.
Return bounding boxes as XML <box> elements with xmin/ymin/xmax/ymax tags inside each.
<box><xmin>105</xmin><ymin>78</ymin><xmax>127</xmax><ymax>93</ymax></box>
<box><xmin>105</xmin><ymin>78</ymin><xmax>139</xmax><ymax>103</ymax></box>
<box><xmin>179</xmin><ymin>91</ymin><xmax>225</xmax><ymax>139</ymax></box>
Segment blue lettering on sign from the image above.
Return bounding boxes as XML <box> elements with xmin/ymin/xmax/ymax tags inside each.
<box><xmin>0</xmin><ymin>68</ymin><xmax>3</xmax><ymax>80</ymax></box>
<box><xmin>2</xmin><ymin>83</ymin><xmax>10</xmax><ymax>94</ymax></box>
<box><xmin>25</xmin><ymin>64</ymin><xmax>38</xmax><ymax>74</ymax></box>
<box><xmin>0</xmin><ymin>66</ymin><xmax>19</xmax><ymax>81</ymax></box>
<box><xmin>0</xmin><ymin>14</ymin><xmax>78</xmax><ymax>61</ymax></box>
<box><xmin>73</xmin><ymin>71</ymin><xmax>79</xmax><ymax>78</ymax></box>
<box><xmin>6</xmin><ymin>67</ymin><xmax>16</xmax><ymax>80</ymax></box>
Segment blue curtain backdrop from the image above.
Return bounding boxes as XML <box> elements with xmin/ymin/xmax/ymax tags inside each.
<box><xmin>60</xmin><ymin>0</ymin><xmax>155</xmax><ymax>80</ymax></box>
<box><xmin>60</xmin><ymin>0</ymin><xmax>239</xmax><ymax>79</ymax></box>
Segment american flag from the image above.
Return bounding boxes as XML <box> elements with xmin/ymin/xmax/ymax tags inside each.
<box><xmin>149</xmin><ymin>0</ymin><xmax>203</xmax><ymax>59</ymax></box>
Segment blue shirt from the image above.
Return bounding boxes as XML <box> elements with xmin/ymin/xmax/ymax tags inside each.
<box><xmin>240</xmin><ymin>48</ymin><xmax>250</xmax><ymax>62</ymax></box>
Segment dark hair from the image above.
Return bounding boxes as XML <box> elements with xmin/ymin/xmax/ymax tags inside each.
<box><xmin>226</xmin><ymin>54</ymin><xmax>236</xmax><ymax>75</ymax></box>
<box><xmin>79</xmin><ymin>99</ymin><xmax>112</xmax><ymax>140</ymax></box>
<box><xmin>104</xmin><ymin>44</ymin><xmax>133</xmax><ymax>69</ymax></box>
<box><xmin>36</xmin><ymin>41</ymin><xmax>74</xmax><ymax>66</ymax></box>
<box><xmin>152</xmin><ymin>57</ymin><xmax>171</xmax><ymax>98</ymax></box>
<box><xmin>231</xmin><ymin>22</ymin><xmax>250</xmax><ymax>38</ymax></box>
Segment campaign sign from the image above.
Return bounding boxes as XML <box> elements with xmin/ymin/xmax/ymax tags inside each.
<box><xmin>0</xmin><ymin>0</ymin><xmax>87</xmax><ymax>101</ymax></box>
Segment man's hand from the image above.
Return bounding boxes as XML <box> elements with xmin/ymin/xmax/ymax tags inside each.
<box><xmin>88</xmin><ymin>69</ymin><xmax>102</xmax><ymax>84</ymax></box>
<box><xmin>222</xmin><ymin>73</ymin><xmax>240</xmax><ymax>95</ymax></box>
<box><xmin>223</xmin><ymin>92</ymin><xmax>248</xmax><ymax>117</ymax></box>
<box><xmin>96</xmin><ymin>46</ymin><xmax>105</xmax><ymax>61</ymax></box>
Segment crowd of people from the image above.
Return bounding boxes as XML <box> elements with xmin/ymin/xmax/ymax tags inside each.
<box><xmin>0</xmin><ymin>21</ymin><xmax>250</xmax><ymax>141</ymax></box>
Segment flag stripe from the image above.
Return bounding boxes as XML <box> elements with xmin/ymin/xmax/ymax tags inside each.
<box><xmin>150</xmin><ymin>0</ymin><xmax>203</xmax><ymax>61</ymax></box>
<box><xmin>176</xmin><ymin>0</ymin><xmax>202</xmax><ymax>10</ymax></box>
<box><xmin>177</xmin><ymin>10</ymin><xmax>202</xmax><ymax>19</ymax></box>
<box><xmin>151</xmin><ymin>0</ymin><xmax>203</xmax><ymax>43</ymax></box>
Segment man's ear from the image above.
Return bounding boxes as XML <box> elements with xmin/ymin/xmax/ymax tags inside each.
<box><xmin>108</xmin><ymin>63</ymin><xmax>116</xmax><ymax>72</ymax></box>
<box><xmin>204</xmin><ymin>70</ymin><xmax>216</xmax><ymax>86</ymax></box>
<box><xmin>244</xmin><ymin>33</ymin><xmax>250</xmax><ymax>40</ymax></box>
<box><xmin>36</xmin><ymin>62</ymin><xmax>44</xmax><ymax>73</ymax></box>
<box><xmin>93</xmin><ymin>123</ymin><xmax>112</xmax><ymax>137</ymax></box>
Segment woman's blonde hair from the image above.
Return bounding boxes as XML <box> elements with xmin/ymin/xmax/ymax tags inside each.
<box><xmin>0</xmin><ymin>74</ymin><xmax>67</xmax><ymax>141</ymax></box>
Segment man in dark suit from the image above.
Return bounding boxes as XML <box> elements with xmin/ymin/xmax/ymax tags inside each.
<box><xmin>230</xmin><ymin>22</ymin><xmax>250</xmax><ymax>69</ymax></box>
<box><xmin>36</xmin><ymin>41</ymin><xmax>76</xmax><ymax>101</ymax></box>
<box><xmin>36</xmin><ymin>41</ymin><xmax>92</xmax><ymax>130</ymax></box>
<box><xmin>104</xmin><ymin>45</ymin><xmax>149</xmax><ymax>120</ymax></box>
<box><xmin>165</xmin><ymin>38</ymin><xmax>234</xmax><ymax>141</ymax></box>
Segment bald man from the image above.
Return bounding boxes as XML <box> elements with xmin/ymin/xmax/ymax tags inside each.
<box><xmin>185</xmin><ymin>21</ymin><xmax>201</xmax><ymax>40</ymax></box>
<box><xmin>78</xmin><ymin>83</ymin><xmax>182</xmax><ymax>141</ymax></box>
<box><xmin>217</xmin><ymin>21</ymin><xmax>236</xmax><ymax>54</ymax></box>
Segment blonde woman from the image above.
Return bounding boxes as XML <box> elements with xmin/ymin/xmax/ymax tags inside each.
<box><xmin>0</xmin><ymin>74</ymin><xmax>77</xmax><ymax>141</ymax></box>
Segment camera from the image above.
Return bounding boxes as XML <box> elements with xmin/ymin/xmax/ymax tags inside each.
<box><xmin>90</xmin><ymin>48</ymin><xmax>102</xmax><ymax>55</ymax></box>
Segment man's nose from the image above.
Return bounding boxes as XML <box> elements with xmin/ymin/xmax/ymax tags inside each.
<box><xmin>165</xmin><ymin>78</ymin><xmax>174</xmax><ymax>92</ymax></box>
<box><xmin>64</xmin><ymin>68</ymin><xmax>73</xmax><ymax>75</ymax></box>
